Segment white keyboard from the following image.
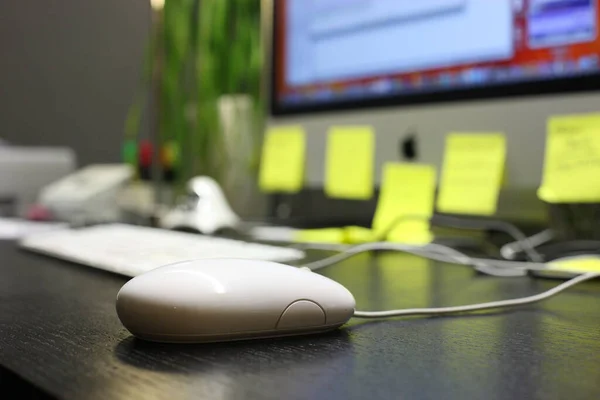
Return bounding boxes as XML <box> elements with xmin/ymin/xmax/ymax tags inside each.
<box><xmin>20</xmin><ymin>224</ymin><xmax>306</xmax><ymax>277</ymax></box>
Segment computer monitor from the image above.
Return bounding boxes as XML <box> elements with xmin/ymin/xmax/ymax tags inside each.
<box><xmin>264</xmin><ymin>0</ymin><xmax>600</xmax><ymax>223</ymax></box>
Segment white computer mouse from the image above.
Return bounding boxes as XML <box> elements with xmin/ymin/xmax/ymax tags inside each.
<box><xmin>116</xmin><ymin>259</ymin><xmax>356</xmax><ymax>343</ymax></box>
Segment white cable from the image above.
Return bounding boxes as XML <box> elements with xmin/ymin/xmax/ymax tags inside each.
<box><xmin>353</xmin><ymin>272</ymin><xmax>599</xmax><ymax>318</ymax></box>
<box><xmin>298</xmin><ymin>240</ymin><xmax>599</xmax><ymax>318</ymax></box>
<box><xmin>473</xmin><ymin>263</ymin><xmax>528</xmax><ymax>277</ymax></box>
<box><xmin>289</xmin><ymin>216</ymin><xmax>546</xmax><ymax>270</ymax></box>
<box><xmin>500</xmin><ymin>229</ymin><xmax>554</xmax><ymax>260</ymax></box>
<box><xmin>431</xmin><ymin>215</ymin><xmax>545</xmax><ymax>263</ymax></box>
<box><xmin>290</xmin><ymin>242</ymin><xmax>351</xmax><ymax>252</ymax></box>
<box><xmin>301</xmin><ymin>242</ymin><xmax>472</xmax><ymax>272</ymax></box>
<box><xmin>300</xmin><ymin>241</ymin><xmax>547</xmax><ymax>277</ymax></box>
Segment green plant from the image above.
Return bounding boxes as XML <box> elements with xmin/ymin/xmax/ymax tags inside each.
<box><xmin>196</xmin><ymin>0</ymin><xmax>264</xmax><ymax>180</ymax></box>
<box><xmin>125</xmin><ymin>0</ymin><xmax>263</xmax><ymax>186</ymax></box>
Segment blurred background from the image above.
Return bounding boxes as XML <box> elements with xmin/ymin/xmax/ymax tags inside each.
<box><xmin>0</xmin><ymin>0</ymin><xmax>151</xmax><ymax>164</ymax></box>
<box><xmin>1</xmin><ymin>0</ymin><xmax>600</xmax><ymax>241</ymax></box>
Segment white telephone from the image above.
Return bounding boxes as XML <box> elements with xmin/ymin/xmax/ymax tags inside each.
<box><xmin>38</xmin><ymin>164</ymin><xmax>133</xmax><ymax>224</ymax></box>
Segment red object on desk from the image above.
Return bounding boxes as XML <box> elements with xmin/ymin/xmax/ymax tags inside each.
<box><xmin>26</xmin><ymin>204</ymin><xmax>52</xmax><ymax>221</ymax></box>
<box><xmin>139</xmin><ymin>141</ymin><xmax>153</xmax><ymax>167</ymax></box>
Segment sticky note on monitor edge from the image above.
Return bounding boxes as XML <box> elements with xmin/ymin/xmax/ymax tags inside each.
<box><xmin>324</xmin><ymin>126</ymin><xmax>375</xmax><ymax>200</ymax></box>
<box><xmin>372</xmin><ymin>163</ymin><xmax>436</xmax><ymax>245</ymax></box>
<box><xmin>258</xmin><ymin>126</ymin><xmax>306</xmax><ymax>193</ymax></box>
<box><xmin>437</xmin><ymin>133</ymin><xmax>506</xmax><ymax>216</ymax></box>
<box><xmin>538</xmin><ymin>113</ymin><xmax>600</xmax><ymax>203</ymax></box>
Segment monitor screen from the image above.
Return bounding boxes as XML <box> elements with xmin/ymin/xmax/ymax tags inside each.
<box><xmin>271</xmin><ymin>0</ymin><xmax>600</xmax><ymax>115</ymax></box>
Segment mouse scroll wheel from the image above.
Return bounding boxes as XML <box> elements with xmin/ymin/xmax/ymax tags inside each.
<box><xmin>276</xmin><ymin>300</ymin><xmax>326</xmax><ymax>330</ymax></box>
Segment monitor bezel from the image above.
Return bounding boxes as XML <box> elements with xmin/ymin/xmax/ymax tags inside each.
<box><xmin>269</xmin><ymin>0</ymin><xmax>600</xmax><ymax>116</ymax></box>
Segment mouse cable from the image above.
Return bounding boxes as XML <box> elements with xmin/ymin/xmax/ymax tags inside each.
<box><xmin>300</xmin><ymin>241</ymin><xmax>546</xmax><ymax>277</ymax></box>
<box><xmin>429</xmin><ymin>215</ymin><xmax>545</xmax><ymax>263</ymax></box>
<box><xmin>301</xmin><ymin>242</ymin><xmax>470</xmax><ymax>271</ymax></box>
<box><xmin>515</xmin><ymin>240</ymin><xmax>600</xmax><ymax>262</ymax></box>
<box><xmin>374</xmin><ymin>214</ymin><xmax>544</xmax><ymax>263</ymax></box>
<box><xmin>352</xmin><ymin>272</ymin><xmax>599</xmax><ymax>318</ymax></box>
<box><xmin>500</xmin><ymin>229</ymin><xmax>555</xmax><ymax>260</ymax></box>
<box><xmin>293</xmin><ymin>216</ymin><xmax>543</xmax><ymax>273</ymax></box>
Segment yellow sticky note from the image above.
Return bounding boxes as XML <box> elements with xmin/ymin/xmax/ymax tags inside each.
<box><xmin>344</xmin><ymin>226</ymin><xmax>377</xmax><ymax>244</ymax></box>
<box><xmin>295</xmin><ymin>226</ymin><xmax>376</xmax><ymax>244</ymax></box>
<box><xmin>372</xmin><ymin>163</ymin><xmax>436</xmax><ymax>245</ymax></box>
<box><xmin>324</xmin><ymin>126</ymin><xmax>375</xmax><ymax>199</ymax></box>
<box><xmin>259</xmin><ymin>126</ymin><xmax>306</xmax><ymax>193</ymax></box>
<box><xmin>538</xmin><ymin>114</ymin><xmax>600</xmax><ymax>203</ymax></box>
<box><xmin>387</xmin><ymin>222</ymin><xmax>433</xmax><ymax>245</ymax></box>
<box><xmin>294</xmin><ymin>228</ymin><xmax>345</xmax><ymax>244</ymax></box>
<box><xmin>540</xmin><ymin>256</ymin><xmax>600</xmax><ymax>278</ymax></box>
<box><xmin>550</xmin><ymin>257</ymin><xmax>600</xmax><ymax>273</ymax></box>
<box><xmin>437</xmin><ymin>133</ymin><xmax>506</xmax><ymax>216</ymax></box>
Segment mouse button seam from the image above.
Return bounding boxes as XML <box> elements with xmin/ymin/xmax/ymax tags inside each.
<box><xmin>275</xmin><ymin>299</ymin><xmax>328</xmax><ymax>328</ymax></box>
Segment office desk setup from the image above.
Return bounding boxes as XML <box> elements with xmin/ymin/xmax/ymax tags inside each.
<box><xmin>3</xmin><ymin>1</ymin><xmax>600</xmax><ymax>399</ymax></box>
<box><xmin>1</xmin><ymin>238</ymin><xmax>599</xmax><ymax>400</ymax></box>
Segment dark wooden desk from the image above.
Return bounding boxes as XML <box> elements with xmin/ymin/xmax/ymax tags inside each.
<box><xmin>1</xmin><ymin>240</ymin><xmax>599</xmax><ymax>400</ymax></box>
